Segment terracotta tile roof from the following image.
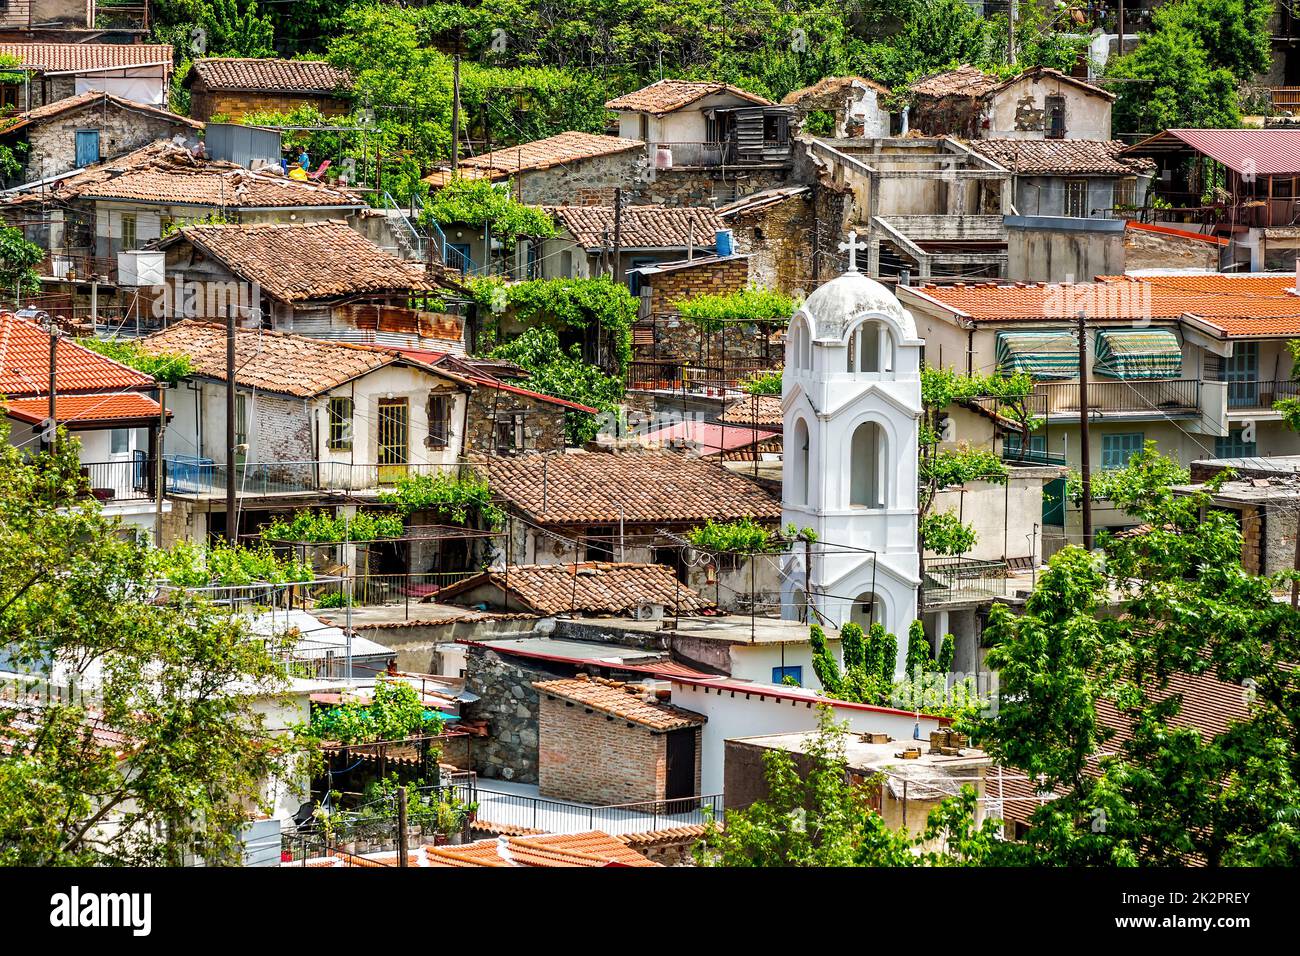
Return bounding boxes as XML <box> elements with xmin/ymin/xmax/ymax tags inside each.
<box><xmin>0</xmin><ymin>43</ymin><xmax>173</xmax><ymax>72</ymax></box>
<box><xmin>1095</xmin><ymin>272</ymin><xmax>1296</xmax><ymax>294</ymax></box>
<box><xmin>718</xmin><ymin>394</ymin><xmax>783</xmax><ymax>427</ymax></box>
<box><xmin>901</xmin><ymin>277</ymin><xmax>1300</xmax><ymax>337</ymax></box>
<box><xmin>910</xmin><ymin>65</ymin><xmax>1002</xmax><ymax>99</ymax></box>
<box><xmin>639</xmin><ymin>419</ymin><xmax>778</xmax><ymax>454</ymax></box>
<box><xmin>616</xmin><ymin>823</ymin><xmax>711</xmax><ymax>848</ymax></box>
<box><xmin>781</xmin><ymin>75</ymin><xmax>890</xmax><ymax>104</ymax></box>
<box><xmin>966</xmin><ymin>138</ymin><xmax>1154</xmax><ymax>176</ymax></box>
<box><xmin>0</xmin><ymin>90</ymin><xmax>201</xmax><ymax>135</ymax></box>
<box><xmin>163</xmin><ymin>220</ymin><xmax>431</xmax><ymax>303</ymax></box>
<box><xmin>480</xmin><ymin>448</ymin><xmax>782</xmax><ymax>524</ymax></box>
<box><xmin>3</xmin><ymin>392</ymin><xmax>163</xmax><ymax>426</ymax></box>
<box><xmin>436</xmin><ymin>561</ymin><xmax>708</xmax><ymax>616</ymax></box>
<box><xmin>606</xmin><ymin>79</ymin><xmax>772</xmax><ymax>114</ymax></box>
<box><xmin>533</xmin><ymin>675</ymin><xmax>706</xmax><ymax>731</ymax></box>
<box><xmin>548</xmin><ymin>204</ymin><xmax>726</xmax><ymax>250</ymax></box>
<box><xmin>0</xmin><ymin>313</ymin><xmax>155</xmax><ymax>396</ymax></box>
<box><xmin>140</xmin><ymin>320</ymin><xmax>439</xmax><ymax>397</ymax></box>
<box><xmin>188</xmin><ymin>58</ymin><xmax>351</xmax><ymax>94</ymax></box>
<box><xmin>422</xmin><ymin>831</ymin><xmax>658</xmax><ymax>867</ymax></box>
<box><xmin>426</xmin><ymin>132</ymin><xmax>644</xmax><ymax>186</ymax></box>
<box><xmin>38</xmin><ymin>142</ymin><xmax>362</xmax><ymax>209</ymax></box>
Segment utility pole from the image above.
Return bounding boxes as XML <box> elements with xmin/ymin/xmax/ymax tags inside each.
<box><xmin>396</xmin><ymin>786</ymin><xmax>409</xmax><ymax>867</ymax></box>
<box><xmin>451</xmin><ymin>53</ymin><xmax>461</xmax><ymax>171</ymax></box>
<box><xmin>1118</xmin><ymin>0</ymin><xmax>1126</xmax><ymax>59</ymax></box>
<box><xmin>1077</xmin><ymin>309</ymin><xmax>1093</xmax><ymax>550</ymax></box>
<box><xmin>46</xmin><ymin>320</ymin><xmax>58</xmax><ymax>452</ymax></box>
<box><xmin>155</xmin><ymin>382</ymin><xmax>167</xmax><ymax>548</ymax></box>
<box><xmin>1008</xmin><ymin>0</ymin><xmax>1017</xmax><ymax>65</ymax></box>
<box><xmin>612</xmin><ymin>186</ymin><xmax>623</xmax><ymax>281</ymax></box>
<box><xmin>226</xmin><ymin>309</ymin><xmax>238</xmax><ymax>545</ymax></box>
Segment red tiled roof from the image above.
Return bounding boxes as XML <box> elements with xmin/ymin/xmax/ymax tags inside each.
<box><xmin>718</xmin><ymin>394</ymin><xmax>783</xmax><ymax>427</ymax></box>
<box><xmin>639</xmin><ymin>419</ymin><xmax>778</xmax><ymax>454</ymax></box>
<box><xmin>480</xmin><ymin>449</ymin><xmax>782</xmax><ymax>524</ymax></box>
<box><xmin>0</xmin><ymin>313</ymin><xmax>155</xmax><ymax>396</ymax></box>
<box><xmin>140</xmin><ymin>321</ymin><xmax>456</xmax><ymax>397</ymax></box>
<box><xmin>617</xmin><ymin>824</ymin><xmax>711</xmax><ymax>848</ymax></box>
<box><xmin>606</xmin><ymin>79</ymin><xmax>771</xmax><ymax>113</ymax></box>
<box><xmin>162</xmin><ymin>220</ymin><xmax>431</xmax><ymax>303</ymax></box>
<box><xmin>966</xmin><ymin>139</ymin><xmax>1154</xmax><ymax>176</ymax></box>
<box><xmin>910</xmin><ymin>65</ymin><xmax>1001</xmax><ymax>98</ymax></box>
<box><xmin>0</xmin><ymin>43</ymin><xmax>173</xmax><ymax>72</ymax></box>
<box><xmin>534</xmin><ymin>675</ymin><xmax>706</xmax><ymax>730</ymax></box>
<box><xmin>547</xmin><ymin>204</ymin><xmax>726</xmax><ymax>250</ymax></box>
<box><xmin>437</xmin><ymin>561</ymin><xmax>709</xmax><ymax>616</ymax></box>
<box><xmin>0</xmin><ymin>90</ymin><xmax>201</xmax><ymax>135</ymax></box>
<box><xmin>397</xmin><ymin>348</ymin><xmax>598</xmax><ymax>413</ymax></box>
<box><xmin>3</xmin><ymin>392</ymin><xmax>163</xmax><ymax>426</ymax></box>
<box><xmin>901</xmin><ymin>276</ymin><xmax>1300</xmax><ymax>337</ymax></box>
<box><xmin>423</xmin><ymin>831</ymin><xmax>658</xmax><ymax>867</ymax></box>
<box><xmin>425</xmin><ymin>132</ymin><xmax>644</xmax><ymax>186</ymax></box>
<box><xmin>188</xmin><ymin>58</ymin><xmax>351</xmax><ymax>94</ymax></box>
<box><xmin>781</xmin><ymin>75</ymin><xmax>890</xmax><ymax>104</ymax></box>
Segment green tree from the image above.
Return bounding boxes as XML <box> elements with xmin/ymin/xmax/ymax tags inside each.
<box><xmin>0</xmin><ymin>224</ymin><xmax>43</xmax><ymax>296</ymax></box>
<box><xmin>0</xmin><ymin>423</ymin><xmax>313</xmax><ymax>865</ymax></box>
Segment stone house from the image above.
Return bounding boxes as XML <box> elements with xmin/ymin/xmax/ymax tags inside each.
<box><xmin>909</xmin><ymin>65</ymin><xmax>1113</xmax><ymax>141</ymax></box>
<box><xmin>534</xmin><ymin>676</ymin><xmax>705</xmax><ymax>805</ymax></box>
<box><xmin>531</xmin><ymin>204</ymin><xmax>727</xmax><ymax>288</ymax></box>
<box><xmin>0</xmin><ymin>0</ymin><xmax>97</xmax><ymax>32</ymax></box>
<box><xmin>0</xmin><ymin>90</ymin><xmax>202</xmax><ymax>186</ymax></box>
<box><xmin>184</xmin><ymin>58</ymin><xmax>353</xmax><ymax>124</ymax></box>
<box><xmin>481</xmin><ymin>446</ymin><xmax>783</xmax><ymax>610</ymax></box>
<box><xmin>0</xmin><ymin>42</ymin><xmax>173</xmax><ymax>109</ymax></box>
<box><xmin>1181</xmin><ymin>456</ymin><xmax>1300</xmax><ymax>577</ymax></box>
<box><xmin>781</xmin><ymin>75</ymin><xmax>892</xmax><ymax>139</ymax></box>
<box><xmin>0</xmin><ymin>310</ymin><xmax>168</xmax><ymax>537</ymax></box>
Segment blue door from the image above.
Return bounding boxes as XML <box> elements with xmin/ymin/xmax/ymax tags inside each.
<box><xmin>75</xmin><ymin>129</ymin><xmax>100</xmax><ymax>168</ymax></box>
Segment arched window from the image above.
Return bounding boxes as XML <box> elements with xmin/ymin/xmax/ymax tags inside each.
<box><xmin>850</xmin><ymin>591</ymin><xmax>882</xmax><ymax>631</ymax></box>
<box><xmin>788</xmin><ymin>315</ymin><xmax>811</xmax><ymax>370</ymax></box>
<box><xmin>790</xmin><ymin>417</ymin><xmax>810</xmax><ymax>505</ymax></box>
<box><xmin>850</xmin><ymin>421</ymin><xmax>885</xmax><ymax>508</ymax></box>
<box><xmin>793</xmin><ymin>586</ymin><xmax>808</xmax><ymax>623</ymax></box>
<box><xmin>847</xmin><ymin>320</ymin><xmax>893</xmax><ymax>374</ymax></box>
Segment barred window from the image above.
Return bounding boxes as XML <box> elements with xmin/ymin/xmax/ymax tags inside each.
<box><xmin>427</xmin><ymin>393</ymin><xmax>450</xmax><ymax>446</ymax></box>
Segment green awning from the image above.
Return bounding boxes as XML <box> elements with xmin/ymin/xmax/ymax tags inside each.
<box><xmin>1093</xmin><ymin>329</ymin><xmax>1182</xmax><ymax>380</ymax></box>
<box><xmin>995</xmin><ymin>331</ymin><xmax>1079</xmax><ymax>380</ymax></box>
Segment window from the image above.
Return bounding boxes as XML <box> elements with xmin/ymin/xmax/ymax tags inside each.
<box><xmin>494</xmin><ymin>413</ymin><xmax>525</xmax><ymax>453</ymax></box>
<box><xmin>427</xmin><ymin>393</ymin><xmax>450</xmax><ymax>447</ymax></box>
<box><xmin>1224</xmin><ymin>341</ymin><xmax>1260</xmax><ymax>408</ymax></box>
<box><xmin>1114</xmin><ymin>177</ymin><xmax>1137</xmax><ymax>210</ymax></box>
<box><xmin>585</xmin><ymin>525</ymin><xmax>615</xmax><ymax>561</ymax></box>
<box><xmin>1046</xmin><ymin>95</ymin><xmax>1066</xmax><ymax>139</ymax></box>
<box><xmin>1065</xmin><ymin>179</ymin><xmax>1088</xmax><ymax>218</ymax></box>
<box><xmin>110</xmin><ymin>428</ymin><xmax>130</xmax><ymax>455</ymax></box>
<box><xmin>790</xmin><ymin>418</ymin><xmax>810</xmax><ymax>505</ymax></box>
<box><xmin>1273</xmin><ymin>177</ymin><xmax>1295</xmax><ymax>199</ymax></box>
<box><xmin>120</xmin><ymin>213</ymin><xmax>137</xmax><ymax>251</ymax></box>
<box><xmin>772</xmin><ymin>665</ymin><xmax>803</xmax><ymax>686</ymax></box>
<box><xmin>1102</xmin><ymin>432</ymin><xmax>1144</xmax><ymax>470</ymax></box>
<box><xmin>560</xmin><ymin>249</ymin><xmax>574</xmax><ymax>278</ymax></box>
<box><xmin>847</xmin><ymin>320</ymin><xmax>892</xmax><ymax>373</ymax></box>
<box><xmin>763</xmin><ymin>113</ymin><xmax>789</xmax><ymax>145</ymax></box>
<box><xmin>849</xmin><ymin>592</ymin><xmax>883</xmax><ymax>632</ymax></box>
<box><xmin>850</xmin><ymin>421</ymin><xmax>885</xmax><ymax>508</ymax></box>
<box><xmin>788</xmin><ymin>315</ymin><xmax>811</xmax><ymax>370</ymax></box>
<box><xmin>1004</xmin><ymin>432</ymin><xmax>1047</xmax><ymax>461</ymax></box>
<box><xmin>1215</xmin><ymin>428</ymin><xmax>1258</xmax><ymax>459</ymax></box>
<box><xmin>0</xmin><ymin>84</ymin><xmax>19</xmax><ymax>113</ymax></box>
<box><xmin>328</xmin><ymin>396</ymin><xmax>353</xmax><ymax>451</ymax></box>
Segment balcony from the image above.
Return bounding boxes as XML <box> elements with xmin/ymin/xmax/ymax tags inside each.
<box><xmin>1218</xmin><ymin>379</ymin><xmax>1300</xmax><ymax>413</ymax></box>
<box><xmin>163</xmin><ymin>458</ymin><xmax>466</xmax><ymax>498</ymax></box>
<box><xmin>648</xmin><ymin>140</ymin><xmax>792</xmax><ymax>170</ymax></box>
<box><xmin>922</xmin><ymin>558</ymin><xmax>1013</xmax><ymax>608</ymax></box>
<box><xmin>1032</xmin><ymin>379</ymin><xmax>1201</xmax><ymax>418</ymax></box>
<box><xmin>625</xmin><ymin>358</ymin><xmax>779</xmax><ymax>396</ymax></box>
<box><xmin>81</xmin><ymin>457</ymin><xmax>155</xmax><ymax>504</ymax></box>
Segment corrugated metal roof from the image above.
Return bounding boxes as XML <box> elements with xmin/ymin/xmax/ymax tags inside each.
<box><xmin>1142</xmin><ymin>129</ymin><xmax>1300</xmax><ymax>176</ymax></box>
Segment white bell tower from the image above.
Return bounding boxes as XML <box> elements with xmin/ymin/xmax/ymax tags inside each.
<box><xmin>781</xmin><ymin>231</ymin><xmax>923</xmax><ymax>674</ymax></box>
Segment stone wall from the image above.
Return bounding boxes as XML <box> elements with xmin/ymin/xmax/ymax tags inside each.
<box><xmin>25</xmin><ymin>102</ymin><xmax>197</xmax><ymax>181</ymax></box>
<box><xmin>519</xmin><ymin>150</ymin><xmax>650</xmax><ymax>206</ymax></box>
<box><xmin>464</xmin><ymin>386</ymin><xmax>569</xmax><ymax>455</ymax></box>
<box><xmin>1124</xmin><ymin>225</ymin><xmax>1223</xmax><ymax>272</ymax></box>
<box><xmin>462</xmin><ymin>647</ymin><xmax>551</xmax><ymax>783</ymax></box>
<box><xmin>729</xmin><ymin>192</ymin><xmax>819</xmax><ymax>296</ymax></box>
<box><xmin>190</xmin><ymin>86</ymin><xmax>351</xmax><ymax>124</ymax></box>
<box><xmin>536</xmin><ymin>692</ymin><xmax>671</xmax><ymax>804</ymax></box>
<box><xmin>645</xmin><ymin>256</ymin><xmax>750</xmax><ymax>317</ymax></box>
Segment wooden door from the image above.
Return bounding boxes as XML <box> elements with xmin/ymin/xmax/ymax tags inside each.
<box><xmin>665</xmin><ymin>728</ymin><xmax>696</xmax><ymax>805</ymax></box>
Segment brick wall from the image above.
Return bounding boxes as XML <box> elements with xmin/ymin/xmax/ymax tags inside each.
<box><xmin>250</xmin><ymin>392</ymin><xmax>314</xmax><ymax>469</ymax></box>
<box><xmin>536</xmin><ymin>693</ymin><xmax>671</xmax><ymax>804</ymax></box>
<box><xmin>464</xmin><ymin>387</ymin><xmax>569</xmax><ymax>455</ymax></box>
<box><xmin>190</xmin><ymin>85</ymin><xmax>351</xmax><ymax>123</ymax></box>
<box><xmin>646</xmin><ymin>257</ymin><xmax>749</xmax><ymax>316</ymax></box>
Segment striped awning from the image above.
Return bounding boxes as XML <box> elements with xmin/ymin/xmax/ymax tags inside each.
<box><xmin>995</xmin><ymin>330</ymin><xmax>1078</xmax><ymax>380</ymax></box>
<box><xmin>1093</xmin><ymin>329</ymin><xmax>1182</xmax><ymax>379</ymax></box>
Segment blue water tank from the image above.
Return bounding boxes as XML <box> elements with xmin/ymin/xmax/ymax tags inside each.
<box><xmin>715</xmin><ymin>228</ymin><xmax>734</xmax><ymax>257</ymax></box>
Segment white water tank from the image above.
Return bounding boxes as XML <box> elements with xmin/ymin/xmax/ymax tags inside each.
<box><xmin>117</xmin><ymin>250</ymin><xmax>166</xmax><ymax>287</ymax></box>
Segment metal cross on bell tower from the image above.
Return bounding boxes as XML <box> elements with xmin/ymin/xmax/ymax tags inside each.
<box><xmin>838</xmin><ymin>229</ymin><xmax>868</xmax><ymax>273</ymax></box>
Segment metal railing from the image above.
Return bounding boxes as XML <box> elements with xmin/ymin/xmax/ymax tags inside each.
<box><xmin>626</xmin><ymin>358</ymin><xmax>779</xmax><ymax>394</ymax></box>
<box><xmin>81</xmin><ymin>457</ymin><xmax>153</xmax><ymax>503</ymax></box>
<box><xmin>922</xmin><ymin>558</ymin><xmax>1011</xmax><ymax>607</ymax></box>
<box><xmin>648</xmin><ymin>141</ymin><xmax>792</xmax><ymax>168</ymax></box>
<box><xmin>303</xmin><ymin>572</ymin><xmax>482</xmax><ymax>613</ymax></box>
<box><xmin>1216</xmin><ymin>378</ymin><xmax>1300</xmax><ymax>411</ymax></box>
<box><xmin>1032</xmin><ymin>378</ymin><xmax>1201</xmax><ymax>416</ymax></box>
<box><xmin>999</xmin><ymin>444</ymin><xmax>1067</xmax><ymax>467</ymax></box>
<box><xmin>471</xmin><ymin>787</ymin><xmax>723</xmax><ymax>836</ymax></box>
<box><xmin>162</xmin><ymin>457</ymin><xmax>467</xmax><ymax>496</ymax></box>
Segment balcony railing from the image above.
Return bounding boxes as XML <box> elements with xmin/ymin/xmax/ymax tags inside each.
<box><xmin>626</xmin><ymin>358</ymin><xmax>779</xmax><ymax>395</ymax></box>
<box><xmin>922</xmin><ymin>558</ymin><xmax>1011</xmax><ymax>607</ymax></box>
<box><xmin>81</xmin><ymin>457</ymin><xmax>154</xmax><ymax>503</ymax></box>
<box><xmin>163</xmin><ymin>457</ymin><xmax>467</xmax><ymax>497</ymax></box>
<box><xmin>1032</xmin><ymin>379</ymin><xmax>1201</xmax><ymax>416</ymax></box>
<box><xmin>1216</xmin><ymin>378</ymin><xmax>1300</xmax><ymax>411</ymax></box>
<box><xmin>469</xmin><ymin>787</ymin><xmax>724</xmax><ymax>836</ymax></box>
<box><xmin>648</xmin><ymin>140</ymin><xmax>791</xmax><ymax>169</ymax></box>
